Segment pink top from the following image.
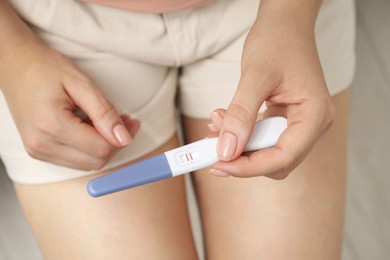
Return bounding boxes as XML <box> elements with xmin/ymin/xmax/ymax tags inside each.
<box><xmin>83</xmin><ymin>0</ymin><xmax>216</xmax><ymax>13</ymax></box>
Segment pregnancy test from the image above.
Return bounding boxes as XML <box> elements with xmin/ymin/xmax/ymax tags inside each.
<box><xmin>87</xmin><ymin>117</ymin><xmax>287</xmax><ymax>197</ymax></box>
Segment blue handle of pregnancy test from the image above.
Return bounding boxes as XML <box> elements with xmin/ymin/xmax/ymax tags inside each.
<box><xmin>87</xmin><ymin>154</ymin><xmax>172</xmax><ymax>197</ymax></box>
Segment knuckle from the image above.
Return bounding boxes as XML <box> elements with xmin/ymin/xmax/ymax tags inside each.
<box><xmin>35</xmin><ymin>116</ymin><xmax>63</xmax><ymax>137</ymax></box>
<box><xmin>24</xmin><ymin>136</ymin><xmax>47</xmax><ymax>158</ymax></box>
<box><xmin>326</xmin><ymin>100</ymin><xmax>337</xmax><ymax>126</ymax></box>
<box><xmin>94</xmin><ymin>144</ymin><xmax>114</xmax><ymax>161</ymax></box>
<box><xmin>226</xmin><ymin>103</ymin><xmax>256</xmax><ymax>126</ymax></box>
<box><xmin>280</xmin><ymin>153</ymin><xmax>298</xmax><ymax>176</ymax></box>
<box><xmin>268</xmin><ymin>172</ymin><xmax>289</xmax><ymax>180</ymax></box>
<box><xmin>95</xmin><ymin>100</ymin><xmax>116</xmax><ymax>121</ymax></box>
<box><xmin>66</xmin><ymin>74</ymin><xmax>94</xmax><ymax>88</ymax></box>
<box><xmin>77</xmin><ymin>76</ymin><xmax>94</xmax><ymax>87</ymax></box>
<box><xmin>315</xmin><ymin>98</ymin><xmax>337</xmax><ymax>135</ymax></box>
<box><xmin>321</xmin><ymin>97</ymin><xmax>337</xmax><ymax>129</ymax></box>
<box><xmin>91</xmin><ymin>160</ymin><xmax>108</xmax><ymax>171</ymax></box>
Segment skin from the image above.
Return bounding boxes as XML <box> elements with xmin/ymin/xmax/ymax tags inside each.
<box><xmin>212</xmin><ymin>0</ymin><xmax>335</xmax><ymax>180</ymax></box>
<box><xmin>0</xmin><ymin>1</ymin><xmax>139</xmax><ymax>170</ymax></box>
<box><xmin>14</xmin><ymin>135</ymin><xmax>199</xmax><ymax>259</ymax></box>
<box><xmin>1</xmin><ymin>0</ymin><xmax>348</xmax><ymax>258</ymax></box>
<box><xmin>183</xmin><ymin>88</ymin><xmax>349</xmax><ymax>259</ymax></box>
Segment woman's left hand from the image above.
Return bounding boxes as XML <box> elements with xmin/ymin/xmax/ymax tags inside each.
<box><xmin>209</xmin><ymin>1</ymin><xmax>335</xmax><ymax>180</ymax></box>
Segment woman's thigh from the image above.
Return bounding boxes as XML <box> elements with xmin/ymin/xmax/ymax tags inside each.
<box><xmin>183</xmin><ymin>89</ymin><xmax>350</xmax><ymax>260</ymax></box>
<box><xmin>13</xmin><ymin>134</ymin><xmax>198</xmax><ymax>260</ymax></box>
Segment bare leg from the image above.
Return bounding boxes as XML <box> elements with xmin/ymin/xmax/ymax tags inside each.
<box><xmin>14</xmin><ymin>134</ymin><xmax>198</xmax><ymax>260</ymax></box>
<box><xmin>183</xmin><ymin>89</ymin><xmax>349</xmax><ymax>260</ymax></box>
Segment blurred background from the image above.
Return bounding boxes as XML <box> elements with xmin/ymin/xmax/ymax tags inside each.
<box><xmin>342</xmin><ymin>0</ymin><xmax>390</xmax><ymax>259</ymax></box>
<box><xmin>1</xmin><ymin>0</ymin><xmax>389</xmax><ymax>259</ymax></box>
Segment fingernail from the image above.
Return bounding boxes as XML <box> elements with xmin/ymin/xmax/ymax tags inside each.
<box><xmin>210</xmin><ymin>111</ymin><xmax>224</xmax><ymax>129</ymax></box>
<box><xmin>210</xmin><ymin>169</ymin><xmax>231</xmax><ymax>177</ymax></box>
<box><xmin>210</xmin><ymin>111</ymin><xmax>220</xmax><ymax>119</ymax></box>
<box><xmin>210</xmin><ymin>111</ymin><xmax>221</xmax><ymax>123</ymax></box>
<box><xmin>218</xmin><ymin>132</ymin><xmax>237</xmax><ymax>161</ymax></box>
<box><xmin>113</xmin><ymin>123</ymin><xmax>132</xmax><ymax>145</ymax></box>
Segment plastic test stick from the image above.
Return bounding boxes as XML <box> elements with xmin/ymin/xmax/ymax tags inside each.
<box><xmin>87</xmin><ymin>117</ymin><xmax>287</xmax><ymax>197</ymax></box>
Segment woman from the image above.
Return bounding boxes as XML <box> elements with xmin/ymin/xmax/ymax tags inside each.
<box><xmin>0</xmin><ymin>0</ymin><xmax>355</xmax><ymax>258</ymax></box>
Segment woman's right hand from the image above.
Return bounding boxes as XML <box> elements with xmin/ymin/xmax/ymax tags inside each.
<box><xmin>0</xmin><ymin>40</ymin><xmax>140</xmax><ymax>170</ymax></box>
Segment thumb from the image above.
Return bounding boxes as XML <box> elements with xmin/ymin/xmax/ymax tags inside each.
<box><xmin>66</xmin><ymin>78</ymin><xmax>132</xmax><ymax>147</ymax></box>
<box><xmin>217</xmin><ymin>73</ymin><xmax>272</xmax><ymax>161</ymax></box>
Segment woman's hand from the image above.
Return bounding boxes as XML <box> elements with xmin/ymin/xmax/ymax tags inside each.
<box><xmin>0</xmin><ymin>40</ymin><xmax>140</xmax><ymax>170</ymax></box>
<box><xmin>209</xmin><ymin>0</ymin><xmax>335</xmax><ymax>180</ymax></box>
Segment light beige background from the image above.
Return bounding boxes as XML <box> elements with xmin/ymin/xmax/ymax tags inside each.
<box><xmin>1</xmin><ymin>0</ymin><xmax>389</xmax><ymax>259</ymax></box>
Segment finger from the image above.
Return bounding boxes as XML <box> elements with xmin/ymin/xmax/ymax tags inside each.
<box><xmin>64</xmin><ymin>115</ymin><xmax>140</xmax><ymax>161</ymax></box>
<box><xmin>49</xmin><ymin>110</ymin><xmax>140</xmax><ymax>163</ymax></box>
<box><xmin>64</xmin><ymin>77</ymin><xmax>132</xmax><ymax>147</ymax></box>
<box><xmin>217</xmin><ymin>69</ymin><xmax>277</xmax><ymax>161</ymax></box>
<box><xmin>213</xmin><ymin>101</ymin><xmax>329</xmax><ymax>178</ymax></box>
<box><xmin>207</xmin><ymin>132</ymin><xmax>220</xmax><ymax>138</ymax></box>
<box><xmin>121</xmin><ymin>115</ymin><xmax>140</xmax><ymax>138</ymax></box>
<box><xmin>210</xmin><ymin>109</ymin><xmax>226</xmax><ymax>130</ymax></box>
<box><xmin>53</xmin><ymin>109</ymin><xmax>119</xmax><ymax>161</ymax></box>
<box><xmin>207</xmin><ymin>123</ymin><xmax>219</xmax><ymax>133</ymax></box>
<box><xmin>25</xmin><ymin>135</ymin><xmax>110</xmax><ymax>170</ymax></box>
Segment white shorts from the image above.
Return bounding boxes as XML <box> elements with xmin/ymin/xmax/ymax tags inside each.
<box><xmin>0</xmin><ymin>0</ymin><xmax>356</xmax><ymax>184</ymax></box>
